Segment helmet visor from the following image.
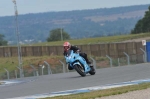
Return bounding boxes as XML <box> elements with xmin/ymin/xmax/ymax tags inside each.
<box><xmin>64</xmin><ymin>46</ymin><xmax>69</xmax><ymax>51</ymax></box>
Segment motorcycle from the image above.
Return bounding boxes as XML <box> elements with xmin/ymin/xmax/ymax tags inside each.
<box><xmin>65</xmin><ymin>50</ymin><xmax>96</xmax><ymax>77</ymax></box>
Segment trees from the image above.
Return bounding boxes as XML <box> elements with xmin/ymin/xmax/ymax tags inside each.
<box><xmin>47</xmin><ymin>28</ymin><xmax>70</xmax><ymax>42</ymax></box>
<box><xmin>0</xmin><ymin>34</ymin><xmax>7</xmax><ymax>46</ymax></box>
<box><xmin>131</xmin><ymin>6</ymin><xmax>150</xmax><ymax>34</ymax></box>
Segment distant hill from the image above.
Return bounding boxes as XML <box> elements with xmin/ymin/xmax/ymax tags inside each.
<box><xmin>0</xmin><ymin>4</ymin><xmax>149</xmax><ymax>44</ymax></box>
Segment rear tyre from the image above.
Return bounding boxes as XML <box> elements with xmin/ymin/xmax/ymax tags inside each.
<box><xmin>89</xmin><ymin>66</ymin><xmax>96</xmax><ymax>75</ymax></box>
<box><xmin>74</xmin><ymin>65</ymin><xmax>86</xmax><ymax>77</ymax></box>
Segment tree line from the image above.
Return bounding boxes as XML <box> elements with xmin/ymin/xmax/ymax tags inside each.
<box><xmin>0</xmin><ymin>4</ymin><xmax>149</xmax><ymax>43</ymax></box>
<box><xmin>131</xmin><ymin>6</ymin><xmax>150</xmax><ymax>34</ymax></box>
<box><xmin>0</xmin><ymin>5</ymin><xmax>150</xmax><ymax>45</ymax></box>
<box><xmin>0</xmin><ymin>34</ymin><xmax>7</xmax><ymax>46</ymax></box>
<box><xmin>48</xmin><ymin>5</ymin><xmax>150</xmax><ymax>42</ymax></box>
<box><xmin>47</xmin><ymin>28</ymin><xmax>70</xmax><ymax>42</ymax></box>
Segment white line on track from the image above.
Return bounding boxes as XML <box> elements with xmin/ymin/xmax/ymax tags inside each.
<box><xmin>8</xmin><ymin>78</ymin><xmax>150</xmax><ymax>99</ymax></box>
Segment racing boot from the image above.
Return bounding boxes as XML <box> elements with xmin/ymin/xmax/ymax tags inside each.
<box><xmin>87</xmin><ymin>61</ymin><xmax>93</xmax><ymax>67</ymax></box>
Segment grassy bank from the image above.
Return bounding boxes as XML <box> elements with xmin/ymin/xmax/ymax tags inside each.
<box><xmin>33</xmin><ymin>33</ymin><xmax>150</xmax><ymax>46</ymax></box>
<box><xmin>42</xmin><ymin>83</ymin><xmax>150</xmax><ymax>99</ymax></box>
<box><xmin>0</xmin><ymin>56</ymin><xmax>64</xmax><ymax>73</ymax></box>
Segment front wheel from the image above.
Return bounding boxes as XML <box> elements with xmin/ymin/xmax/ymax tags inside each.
<box><xmin>89</xmin><ymin>66</ymin><xmax>96</xmax><ymax>75</ymax></box>
<box><xmin>74</xmin><ymin>65</ymin><xmax>86</xmax><ymax>77</ymax></box>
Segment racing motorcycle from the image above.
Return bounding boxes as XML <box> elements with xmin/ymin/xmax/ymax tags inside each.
<box><xmin>65</xmin><ymin>50</ymin><xmax>96</xmax><ymax>77</ymax></box>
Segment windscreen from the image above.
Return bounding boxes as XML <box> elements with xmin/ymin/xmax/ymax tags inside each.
<box><xmin>66</xmin><ymin>50</ymin><xmax>72</xmax><ymax>56</ymax></box>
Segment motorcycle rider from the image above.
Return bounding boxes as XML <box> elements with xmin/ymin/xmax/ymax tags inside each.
<box><xmin>63</xmin><ymin>41</ymin><xmax>92</xmax><ymax>70</ymax></box>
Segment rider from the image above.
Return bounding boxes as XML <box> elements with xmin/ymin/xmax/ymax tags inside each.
<box><xmin>63</xmin><ymin>41</ymin><xmax>92</xmax><ymax>70</ymax></box>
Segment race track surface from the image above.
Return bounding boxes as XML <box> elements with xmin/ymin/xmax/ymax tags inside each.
<box><xmin>0</xmin><ymin>63</ymin><xmax>150</xmax><ymax>99</ymax></box>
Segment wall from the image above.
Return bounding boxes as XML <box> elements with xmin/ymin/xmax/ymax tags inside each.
<box><xmin>0</xmin><ymin>42</ymin><xmax>145</xmax><ymax>58</ymax></box>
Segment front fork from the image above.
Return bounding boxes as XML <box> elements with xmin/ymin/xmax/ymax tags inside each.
<box><xmin>73</xmin><ymin>62</ymin><xmax>91</xmax><ymax>73</ymax></box>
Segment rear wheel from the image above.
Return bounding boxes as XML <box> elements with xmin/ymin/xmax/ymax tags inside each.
<box><xmin>89</xmin><ymin>66</ymin><xmax>96</xmax><ymax>75</ymax></box>
<box><xmin>74</xmin><ymin>64</ymin><xmax>86</xmax><ymax>77</ymax></box>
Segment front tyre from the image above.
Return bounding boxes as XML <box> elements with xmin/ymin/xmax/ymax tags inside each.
<box><xmin>74</xmin><ymin>65</ymin><xmax>86</xmax><ymax>77</ymax></box>
<box><xmin>89</xmin><ymin>66</ymin><xmax>96</xmax><ymax>75</ymax></box>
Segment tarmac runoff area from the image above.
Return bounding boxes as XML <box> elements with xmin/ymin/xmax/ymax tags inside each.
<box><xmin>0</xmin><ymin>80</ymin><xmax>24</xmax><ymax>86</ymax></box>
<box><xmin>6</xmin><ymin>78</ymin><xmax>150</xmax><ymax>99</ymax></box>
<box><xmin>0</xmin><ymin>78</ymin><xmax>36</xmax><ymax>87</ymax></box>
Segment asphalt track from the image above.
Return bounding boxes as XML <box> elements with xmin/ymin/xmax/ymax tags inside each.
<box><xmin>0</xmin><ymin>63</ymin><xmax>150</xmax><ymax>99</ymax></box>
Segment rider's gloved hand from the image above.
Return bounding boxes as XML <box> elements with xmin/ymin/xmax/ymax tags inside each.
<box><xmin>76</xmin><ymin>50</ymin><xmax>80</xmax><ymax>53</ymax></box>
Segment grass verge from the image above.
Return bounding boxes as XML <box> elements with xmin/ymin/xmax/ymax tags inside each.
<box><xmin>0</xmin><ymin>56</ymin><xmax>64</xmax><ymax>74</ymax></box>
<box><xmin>41</xmin><ymin>82</ymin><xmax>150</xmax><ymax>99</ymax></box>
<box><xmin>32</xmin><ymin>33</ymin><xmax>150</xmax><ymax>46</ymax></box>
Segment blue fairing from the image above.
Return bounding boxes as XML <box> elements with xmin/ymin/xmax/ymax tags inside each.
<box><xmin>65</xmin><ymin>50</ymin><xmax>91</xmax><ymax>73</ymax></box>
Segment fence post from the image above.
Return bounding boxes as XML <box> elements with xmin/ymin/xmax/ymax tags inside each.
<box><xmin>123</xmin><ymin>52</ymin><xmax>130</xmax><ymax>65</ymax></box>
<box><xmin>59</xmin><ymin>60</ymin><xmax>66</xmax><ymax>73</ymax></box>
<box><xmin>16</xmin><ymin>66</ymin><xmax>22</xmax><ymax>78</ymax></box>
<box><xmin>44</xmin><ymin>61</ymin><xmax>52</xmax><ymax>74</ymax></box>
<box><xmin>4</xmin><ymin>68</ymin><xmax>9</xmax><ymax>80</ymax></box>
<box><xmin>90</xmin><ymin>57</ymin><xmax>97</xmax><ymax>69</ymax></box>
<box><xmin>106</xmin><ymin>55</ymin><xmax>113</xmax><ymax>67</ymax></box>
<box><xmin>140</xmin><ymin>48</ymin><xmax>147</xmax><ymax>62</ymax></box>
<box><xmin>15</xmin><ymin>70</ymin><xmax>17</xmax><ymax>79</ymax></box>
<box><xmin>30</xmin><ymin>65</ymin><xmax>37</xmax><ymax>76</ymax></box>
<box><xmin>39</xmin><ymin>65</ymin><xmax>44</xmax><ymax>76</ymax></box>
<box><xmin>36</xmin><ymin>71</ymin><xmax>39</xmax><ymax>76</ymax></box>
<box><xmin>16</xmin><ymin>66</ymin><xmax>24</xmax><ymax>78</ymax></box>
<box><xmin>118</xmin><ymin>58</ymin><xmax>120</xmax><ymax>66</ymax></box>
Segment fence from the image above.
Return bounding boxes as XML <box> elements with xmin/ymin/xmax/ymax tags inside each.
<box><xmin>0</xmin><ymin>54</ymin><xmax>146</xmax><ymax>80</ymax></box>
<box><xmin>0</xmin><ymin>42</ymin><xmax>145</xmax><ymax>58</ymax></box>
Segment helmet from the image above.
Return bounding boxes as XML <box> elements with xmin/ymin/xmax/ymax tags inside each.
<box><xmin>63</xmin><ymin>42</ymin><xmax>71</xmax><ymax>51</ymax></box>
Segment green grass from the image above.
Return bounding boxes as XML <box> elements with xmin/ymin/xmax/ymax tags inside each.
<box><xmin>0</xmin><ymin>56</ymin><xmax>65</xmax><ymax>79</ymax></box>
<box><xmin>29</xmin><ymin>33</ymin><xmax>150</xmax><ymax>46</ymax></box>
<box><xmin>0</xmin><ymin>56</ymin><xmax>64</xmax><ymax>73</ymax></box>
<box><xmin>41</xmin><ymin>83</ymin><xmax>150</xmax><ymax>99</ymax></box>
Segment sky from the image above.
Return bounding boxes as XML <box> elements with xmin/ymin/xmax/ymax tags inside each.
<box><xmin>0</xmin><ymin>0</ymin><xmax>150</xmax><ymax>17</ymax></box>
